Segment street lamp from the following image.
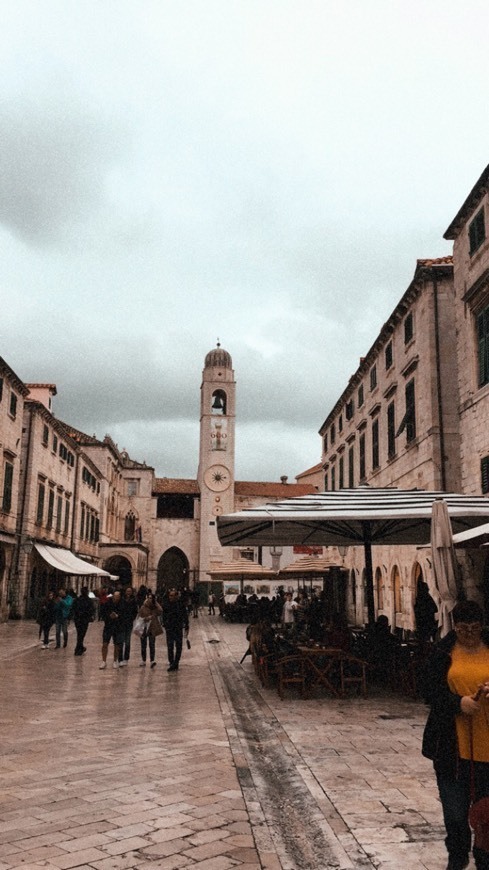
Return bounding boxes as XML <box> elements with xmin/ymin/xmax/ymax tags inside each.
<box><xmin>338</xmin><ymin>545</ymin><xmax>348</xmax><ymax>559</ymax></box>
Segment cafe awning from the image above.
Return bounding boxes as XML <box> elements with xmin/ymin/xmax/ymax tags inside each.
<box><xmin>35</xmin><ymin>544</ymin><xmax>111</xmax><ymax>577</ymax></box>
<box><xmin>452</xmin><ymin>522</ymin><xmax>489</xmax><ymax>547</ymax></box>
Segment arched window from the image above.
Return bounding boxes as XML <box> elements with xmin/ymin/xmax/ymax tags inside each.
<box><xmin>124</xmin><ymin>511</ymin><xmax>136</xmax><ymax>541</ymax></box>
<box><xmin>392</xmin><ymin>565</ymin><xmax>402</xmax><ymax>614</ymax></box>
<box><xmin>375</xmin><ymin>567</ymin><xmax>384</xmax><ymax>611</ymax></box>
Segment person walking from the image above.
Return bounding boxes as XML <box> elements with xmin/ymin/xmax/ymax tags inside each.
<box><xmin>208</xmin><ymin>591</ymin><xmax>216</xmax><ymax>615</ymax></box>
<box><xmin>138</xmin><ymin>592</ymin><xmax>163</xmax><ymax>668</ymax></box>
<box><xmin>72</xmin><ymin>587</ymin><xmax>95</xmax><ymax>655</ymax></box>
<box><xmin>118</xmin><ymin>586</ymin><xmax>138</xmax><ymax>666</ymax></box>
<box><xmin>162</xmin><ymin>589</ymin><xmax>189</xmax><ymax>671</ymax></box>
<box><xmin>54</xmin><ymin>588</ymin><xmax>73</xmax><ymax>649</ymax></box>
<box><xmin>38</xmin><ymin>591</ymin><xmax>56</xmax><ymax>649</ymax></box>
<box><xmin>99</xmin><ymin>591</ymin><xmax>124</xmax><ymax>670</ymax></box>
<box><xmin>422</xmin><ymin>600</ymin><xmax>489</xmax><ymax>870</ymax></box>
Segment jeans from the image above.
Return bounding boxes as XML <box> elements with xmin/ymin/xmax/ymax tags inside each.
<box><xmin>166</xmin><ymin>628</ymin><xmax>183</xmax><ymax>667</ymax></box>
<box><xmin>119</xmin><ymin>625</ymin><xmax>133</xmax><ymax>662</ymax></box>
<box><xmin>74</xmin><ymin>620</ymin><xmax>90</xmax><ymax>654</ymax></box>
<box><xmin>140</xmin><ymin>631</ymin><xmax>155</xmax><ymax>663</ymax></box>
<box><xmin>55</xmin><ymin>619</ymin><xmax>68</xmax><ymax>647</ymax></box>
<box><xmin>437</xmin><ymin>760</ymin><xmax>489</xmax><ymax>869</ymax></box>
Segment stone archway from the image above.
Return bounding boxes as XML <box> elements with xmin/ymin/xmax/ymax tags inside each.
<box><xmin>103</xmin><ymin>555</ymin><xmax>133</xmax><ymax>587</ymax></box>
<box><xmin>157</xmin><ymin>547</ymin><xmax>189</xmax><ymax>595</ymax></box>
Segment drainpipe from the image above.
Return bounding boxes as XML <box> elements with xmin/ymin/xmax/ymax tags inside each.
<box><xmin>12</xmin><ymin>406</ymin><xmax>35</xmax><ymax>613</ymax></box>
<box><xmin>432</xmin><ymin>269</ymin><xmax>447</xmax><ymax>491</ymax></box>
<box><xmin>70</xmin><ymin>449</ymin><xmax>80</xmax><ymax>553</ymax></box>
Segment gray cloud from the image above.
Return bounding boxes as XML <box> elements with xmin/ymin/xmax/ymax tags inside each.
<box><xmin>1</xmin><ymin>0</ymin><xmax>488</xmax><ymax>480</ymax></box>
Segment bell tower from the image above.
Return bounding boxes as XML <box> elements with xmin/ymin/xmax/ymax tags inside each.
<box><xmin>197</xmin><ymin>343</ymin><xmax>236</xmax><ymax>578</ymax></box>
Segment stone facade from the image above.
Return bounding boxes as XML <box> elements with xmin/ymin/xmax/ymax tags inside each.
<box><xmin>0</xmin><ymin>359</ymin><xmax>29</xmax><ymax>619</ymax></box>
<box><xmin>315</xmin><ymin>258</ymin><xmax>460</xmax><ymax>632</ymax></box>
<box><xmin>444</xmin><ymin>164</ymin><xmax>489</xmax><ymax>497</ymax></box>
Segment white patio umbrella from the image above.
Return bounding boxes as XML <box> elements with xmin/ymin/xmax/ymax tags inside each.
<box><xmin>217</xmin><ymin>487</ymin><xmax>489</xmax><ymax>625</ymax></box>
<box><xmin>430</xmin><ymin>499</ymin><xmax>459</xmax><ymax>636</ymax></box>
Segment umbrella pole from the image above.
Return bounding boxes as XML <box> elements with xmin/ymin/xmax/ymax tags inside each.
<box><xmin>362</xmin><ymin>522</ymin><xmax>376</xmax><ymax>626</ymax></box>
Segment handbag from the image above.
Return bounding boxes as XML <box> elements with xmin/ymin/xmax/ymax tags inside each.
<box><xmin>150</xmin><ymin>617</ymin><xmax>163</xmax><ymax>637</ymax></box>
<box><xmin>469</xmin><ymin>798</ymin><xmax>489</xmax><ymax>853</ymax></box>
<box><xmin>133</xmin><ymin>616</ymin><xmax>146</xmax><ymax>638</ymax></box>
<box><xmin>468</xmin><ymin>718</ymin><xmax>489</xmax><ymax>853</ymax></box>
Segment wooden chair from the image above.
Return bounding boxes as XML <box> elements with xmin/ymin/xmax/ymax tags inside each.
<box><xmin>276</xmin><ymin>655</ymin><xmax>306</xmax><ymax>699</ymax></box>
<box><xmin>339</xmin><ymin>653</ymin><xmax>368</xmax><ymax>697</ymax></box>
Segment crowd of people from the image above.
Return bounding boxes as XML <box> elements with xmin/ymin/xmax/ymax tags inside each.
<box><xmin>37</xmin><ymin>584</ymin><xmax>190</xmax><ymax>672</ymax></box>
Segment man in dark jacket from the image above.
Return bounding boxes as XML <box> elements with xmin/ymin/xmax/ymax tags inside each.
<box><xmin>162</xmin><ymin>589</ymin><xmax>189</xmax><ymax>672</ymax></box>
<box><xmin>72</xmin><ymin>587</ymin><xmax>95</xmax><ymax>655</ymax></box>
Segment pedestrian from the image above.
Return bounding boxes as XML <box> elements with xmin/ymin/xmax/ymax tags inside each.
<box><xmin>162</xmin><ymin>588</ymin><xmax>189</xmax><ymax>672</ymax></box>
<box><xmin>118</xmin><ymin>586</ymin><xmax>138</xmax><ymax>666</ymax></box>
<box><xmin>136</xmin><ymin>584</ymin><xmax>147</xmax><ymax>607</ymax></box>
<box><xmin>138</xmin><ymin>592</ymin><xmax>163</xmax><ymax>668</ymax></box>
<box><xmin>191</xmin><ymin>588</ymin><xmax>200</xmax><ymax>618</ymax></box>
<box><xmin>208</xmin><ymin>591</ymin><xmax>216</xmax><ymax>615</ymax></box>
<box><xmin>99</xmin><ymin>590</ymin><xmax>124</xmax><ymax>670</ymax></box>
<box><xmin>281</xmin><ymin>592</ymin><xmax>297</xmax><ymax>630</ymax></box>
<box><xmin>422</xmin><ymin>600</ymin><xmax>489</xmax><ymax>870</ymax></box>
<box><xmin>54</xmin><ymin>588</ymin><xmax>73</xmax><ymax>649</ymax></box>
<box><xmin>38</xmin><ymin>591</ymin><xmax>56</xmax><ymax>649</ymax></box>
<box><xmin>72</xmin><ymin>587</ymin><xmax>95</xmax><ymax>655</ymax></box>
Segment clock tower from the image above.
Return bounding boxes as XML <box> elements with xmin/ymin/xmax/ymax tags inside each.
<box><xmin>197</xmin><ymin>344</ymin><xmax>236</xmax><ymax>578</ymax></box>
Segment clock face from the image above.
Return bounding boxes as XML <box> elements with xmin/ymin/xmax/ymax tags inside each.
<box><xmin>204</xmin><ymin>464</ymin><xmax>231</xmax><ymax>492</ymax></box>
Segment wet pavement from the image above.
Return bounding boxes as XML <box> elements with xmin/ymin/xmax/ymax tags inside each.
<box><xmin>0</xmin><ymin>614</ymin><xmax>467</xmax><ymax>869</ymax></box>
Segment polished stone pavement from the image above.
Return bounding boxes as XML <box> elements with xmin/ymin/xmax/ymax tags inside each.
<box><xmin>0</xmin><ymin>614</ymin><xmax>470</xmax><ymax>870</ymax></box>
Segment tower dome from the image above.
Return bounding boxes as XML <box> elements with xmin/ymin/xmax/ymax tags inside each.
<box><xmin>204</xmin><ymin>343</ymin><xmax>232</xmax><ymax>370</ymax></box>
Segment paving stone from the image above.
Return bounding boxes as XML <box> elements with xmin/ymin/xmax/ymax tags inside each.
<box><xmin>0</xmin><ymin>618</ymin><xmax>452</xmax><ymax>870</ymax></box>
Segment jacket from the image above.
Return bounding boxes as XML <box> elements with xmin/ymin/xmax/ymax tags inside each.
<box><xmin>162</xmin><ymin>599</ymin><xmax>189</xmax><ymax>633</ymax></box>
<box><xmin>421</xmin><ymin>628</ymin><xmax>489</xmax><ymax>777</ymax></box>
<box><xmin>138</xmin><ymin>601</ymin><xmax>163</xmax><ymax>637</ymax></box>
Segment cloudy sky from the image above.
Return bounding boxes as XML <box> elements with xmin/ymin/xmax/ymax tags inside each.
<box><xmin>2</xmin><ymin>1</ymin><xmax>489</xmax><ymax>481</ymax></box>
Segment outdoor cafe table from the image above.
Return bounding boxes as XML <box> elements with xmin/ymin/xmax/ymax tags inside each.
<box><xmin>296</xmin><ymin>645</ymin><xmax>344</xmax><ymax>698</ymax></box>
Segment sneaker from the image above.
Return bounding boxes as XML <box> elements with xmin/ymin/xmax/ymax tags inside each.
<box><xmin>112</xmin><ymin>661</ymin><xmax>119</xmax><ymax>669</ymax></box>
<box><xmin>41</xmin><ymin>645</ymin><xmax>48</xmax><ymax>650</ymax></box>
<box><xmin>99</xmin><ymin>661</ymin><xmax>107</xmax><ymax>669</ymax></box>
<box><xmin>119</xmin><ymin>661</ymin><xmax>127</xmax><ymax>667</ymax></box>
<box><xmin>167</xmin><ymin>663</ymin><xmax>176</xmax><ymax>671</ymax></box>
<box><xmin>139</xmin><ymin>662</ymin><xmax>146</xmax><ymax>667</ymax></box>
<box><xmin>150</xmin><ymin>661</ymin><xmax>156</xmax><ymax>669</ymax></box>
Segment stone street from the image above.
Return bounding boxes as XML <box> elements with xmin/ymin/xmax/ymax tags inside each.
<box><xmin>0</xmin><ymin>614</ymin><xmax>467</xmax><ymax>870</ymax></box>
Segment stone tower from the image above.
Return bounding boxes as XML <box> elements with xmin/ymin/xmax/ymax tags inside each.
<box><xmin>197</xmin><ymin>344</ymin><xmax>236</xmax><ymax>578</ymax></box>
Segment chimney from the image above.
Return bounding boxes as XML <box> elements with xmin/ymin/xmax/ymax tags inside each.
<box><xmin>280</xmin><ymin>475</ymin><xmax>288</xmax><ymax>484</ymax></box>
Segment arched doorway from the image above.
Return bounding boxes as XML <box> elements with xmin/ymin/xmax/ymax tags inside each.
<box><xmin>103</xmin><ymin>555</ymin><xmax>133</xmax><ymax>587</ymax></box>
<box><xmin>157</xmin><ymin>548</ymin><xmax>189</xmax><ymax>595</ymax></box>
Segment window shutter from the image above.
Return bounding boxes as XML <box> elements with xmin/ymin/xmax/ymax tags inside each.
<box><xmin>482</xmin><ymin>456</ymin><xmax>489</xmax><ymax>494</ymax></box>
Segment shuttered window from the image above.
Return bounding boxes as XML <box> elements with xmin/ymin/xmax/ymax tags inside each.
<box><xmin>469</xmin><ymin>208</ymin><xmax>486</xmax><ymax>255</ymax></box>
<box><xmin>2</xmin><ymin>462</ymin><xmax>13</xmax><ymax>512</ymax></box>
<box><xmin>478</xmin><ymin>306</ymin><xmax>489</xmax><ymax>387</ymax></box>
<box><xmin>482</xmin><ymin>456</ymin><xmax>489</xmax><ymax>494</ymax></box>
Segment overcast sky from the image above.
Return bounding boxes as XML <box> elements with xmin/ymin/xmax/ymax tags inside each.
<box><xmin>2</xmin><ymin>1</ymin><xmax>488</xmax><ymax>481</ymax></box>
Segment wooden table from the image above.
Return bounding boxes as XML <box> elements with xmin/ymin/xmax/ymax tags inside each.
<box><xmin>296</xmin><ymin>646</ymin><xmax>344</xmax><ymax>698</ymax></box>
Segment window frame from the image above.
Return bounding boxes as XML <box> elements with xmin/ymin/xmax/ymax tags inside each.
<box><xmin>469</xmin><ymin>207</ymin><xmax>486</xmax><ymax>256</ymax></box>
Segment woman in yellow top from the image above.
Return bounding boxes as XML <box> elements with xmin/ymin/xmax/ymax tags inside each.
<box><xmin>422</xmin><ymin>600</ymin><xmax>489</xmax><ymax>870</ymax></box>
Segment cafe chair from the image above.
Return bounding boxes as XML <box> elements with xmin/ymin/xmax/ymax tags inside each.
<box><xmin>276</xmin><ymin>655</ymin><xmax>306</xmax><ymax>699</ymax></box>
<box><xmin>339</xmin><ymin>653</ymin><xmax>368</xmax><ymax>697</ymax></box>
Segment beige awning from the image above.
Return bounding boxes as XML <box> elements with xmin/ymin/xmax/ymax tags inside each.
<box><xmin>35</xmin><ymin>544</ymin><xmax>111</xmax><ymax>577</ymax></box>
<box><xmin>452</xmin><ymin>522</ymin><xmax>489</xmax><ymax>547</ymax></box>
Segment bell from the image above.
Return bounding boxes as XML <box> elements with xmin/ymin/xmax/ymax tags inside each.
<box><xmin>211</xmin><ymin>394</ymin><xmax>224</xmax><ymax>410</ymax></box>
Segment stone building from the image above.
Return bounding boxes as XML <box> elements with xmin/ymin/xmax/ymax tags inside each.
<box><xmin>4</xmin><ymin>346</ymin><xmax>314</xmax><ymax>618</ymax></box>
<box><xmin>316</xmin><ymin>257</ymin><xmax>462</xmax><ymax>631</ymax></box>
<box><xmin>0</xmin><ymin>359</ymin><xmax>29</xmax><ymax>620</ymax></box>
<box><xmin>444</xmin><ymin>164</ymin><xmax>489</xmax><ymax>497</ymax></box>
